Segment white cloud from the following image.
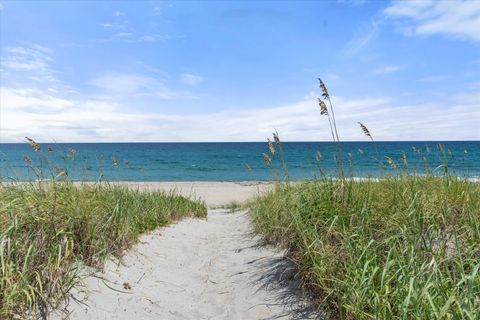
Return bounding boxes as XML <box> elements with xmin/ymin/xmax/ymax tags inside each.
<box><xmin>113</xmin><ymin>32</ymin><xmax>133</xmax><ymax>38</ymax></box>
<box><xmin>140</xmin><ymin>35</ymin><xmax>156</xmax><ymax>42</ymax></box>
<box><xmin>324</xmin><ymin>73</ymin><xmax>341</xmax><ymax>81</ymax></box>
<box><xmin>1</xmin><ymin>85</ymin><xmax>479</xmax><ymax>142</ymax></box>
<box><xmin>180</xmin><ymin>73</ymin><xmax>204</xmax><ymax>86</ymax></box>
<box><xmin>1</xmin><ymin>45</ymin><xmax>57</xmax><ymax>82</ymax></box>
<box><xmin>418</xmin><ymin>75</ymin><xmax>449</xmax><ymax>82</ymax></box>
<box><xmin>95</xmin><ymin>32</ymin><xmax>171</xmax><ymax>43</ymax></box>
<box><xmin>337</xmin><ymin>0</ymin><xmax>367</xmax><ymax>6</ymax></box>
<box><xmin>372</xmin><ymin>64</ymin><xmax>405</xmax><ymax>75</ymax></box>
<box><xmin>0</xmin><ymin>87</ymin><xmax>74</xmax><ymax>111</ymax></box>
<box><xmin>385</xmin><ymin>0</ymin><xmax>480</xmax><ymax>42</ymax></box>
<box><xmin>1</xmin><ymin>45</ymin><xmax>477</xmax><ymax>144</ymax></box>
<box><xmin>97</xmin><ymin>11</ymin><xmax>170</xmax><ymax>43</ymax></box>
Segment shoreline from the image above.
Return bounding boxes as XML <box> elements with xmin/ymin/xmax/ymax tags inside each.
<box><xmin>79</xmin><ymin>181</ymin><xmax>274</xmax><ymax>208</ymax></box>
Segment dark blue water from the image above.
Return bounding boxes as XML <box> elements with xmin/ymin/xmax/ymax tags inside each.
<box><xmin>0</xmin><ymin>142</ymin><xmax>478</xmax><ymax>181</ymax></box>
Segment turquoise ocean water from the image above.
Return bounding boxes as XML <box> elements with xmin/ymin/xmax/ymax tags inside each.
<box><xmin>0</xmin><ymin>142</ymin><xmax>478</xmax><ymax>181</ymax></box>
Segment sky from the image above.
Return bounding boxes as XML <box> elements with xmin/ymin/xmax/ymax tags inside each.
<box><xmin>0</xmin><ymin>0</ymin><xmax>479</xmax><ymax>142</ymax></box>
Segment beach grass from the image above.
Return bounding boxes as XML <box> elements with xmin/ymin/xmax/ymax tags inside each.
<box><xmin>250</xmin><ymin>78</ymin><xmax>480</xmax><ymax>319</ymax></box>
<box><xmin>217</xmin><ymin>200</ymin><xmax>244</xmax><ymax>213</ymax></box>
<box><xmin>249</xmin><ymin>176</ymin><xmax>480</xmax><ymax>319</ymax></box>
<box><xmin>0</xmin><ymin>181</ymin><xmax>207</xmax><ymax>318</ymax></box>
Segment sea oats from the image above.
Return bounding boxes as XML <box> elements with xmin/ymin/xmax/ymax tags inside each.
<box><xmin>401</xmin><ymin>151</ymin><xmax>408</xmax><ymax>166</ymax></box>
<box><xmin>272</xmin><ymin>132</ymin><xmax>281</xmax><ymax>146</ymax></box>
<box><xmin>25</xmin><ymin>137</ymin><xmax>40</xmax><ymax>151</ymax></box>
<box><xmin>318</xmin><ymin>78</ymin><xmax>329</xmax><ymax>99</ymax></box>
<box><xmin>386</xmin><ymin>156</ymin><xmax>398</xmax><ymax>169</ymax></box>
<box><xmin>111</xmin><ymin>155</ymin><xmax>119</xmax><ymax>167</ymax></box>
<box><xmin>23</xmin><ymin>155</ymin><xmax>32</xmax><ymax>165</ymax></box>
<box><xmin>358</xmin><ymin>122</ymin><xmax>373</xmax><ymax>141</ymax></box>
<box><xmin>318</xmin><ymin>98</ymin><xmax>328</xmax><ymax>115</ymax></box>
<box><xmin>267</xmin><ymin>138</ymin><xmax>276</xmax><ymax>156</ymax></box>
<box><xmin>263</xmin><ymin>153</ymin><xmax>272</xmax><ymax>165</ymax></box>
<box><xmin>316</xmin><ymin>78</ymin><xmax>344</xmax><ymax>185</ymax></box>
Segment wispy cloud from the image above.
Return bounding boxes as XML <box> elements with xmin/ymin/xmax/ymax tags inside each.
<box><xmin>372</xmin><ymin>64</ymin><xmax>405</xmax><ymax>75</ymax></box>
<box><xmin>337</xmin><ymin>0</ymin><xmax>367</xmax><ymax>7</ymax></box>
<box><xmin>384</xmin><ymin>0</ymin><xmax>480</xmax><ymax>43</ymax></box>
<box><xmin>342</xmin><ymin>18</ymin><xmax>380</xmax><ymax>57</ymax></box>
<box><xmin>101</xmin><ymin>23</ymin><xmax>122</xmax><ymax>28</ymax></box>
<box><xmin>98</xmin><ymin>10</ymin><xmax>170</xmax><ymax>43</ymax></box>
<box><xmin>95</xmin><ymin>31</ymin><xmax>171</xmax><ymax>43</ymax></box>
<box><xmin>418</xmin><ymin>75</ymin><xmax>449</xmax><ymax>82</ymax></box>
<box><xmin>180</xmin><ymin>73</ymin><xmax>204</xmax><ymax>86</ymax></box>
<box><xmin>90</xmin><ymin>73</ymin><xmax>176</xmax><ymax>99</ymax></box>
<box><xmin>1</xmin><ymin>44</ymin><xmax>58</xmax><ymax>83</ymax></box>
<box><xmin>324</xmin><ymin>73</ymin><xmax>341</xmax><ymax>81</ymax></box>
<box><xmin>1</xmin><ymin>87</ymin><xmax>74</xmax><ymax>112</ymax></box>
<box><xmin>114</xmin><ymin>32</ymin><xmax>133</xmax><ymax>38</ymax></box>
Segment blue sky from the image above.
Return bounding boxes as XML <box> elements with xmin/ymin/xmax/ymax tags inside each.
<box><xmin>1</xmin><ymin>0</ymin><xmax>479</xmax><ymax>142</ymax></box>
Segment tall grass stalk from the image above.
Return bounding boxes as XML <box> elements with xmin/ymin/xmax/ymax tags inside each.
<box><xmin>318</xmin><ymin>79</ymin><xmax>345</xmax><ymax>186</ymax></box>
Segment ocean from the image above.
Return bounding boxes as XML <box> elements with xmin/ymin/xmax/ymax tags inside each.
<box><xmin>0</xmin><ymin>141</ymin><xmax>478</xmax><ymax>181</ymax></box>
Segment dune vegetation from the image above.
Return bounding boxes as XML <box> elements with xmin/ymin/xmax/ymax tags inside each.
<box><xmin>250</xmin><ymin>177</ymin><xmax>480</xmax><ymax>319</ymax></box>
<box><xmin>250</xmin><ymin>80</ymin><xmax>480</xmax><ymax>319</ymax></box>
<box><xmin>0</xmin><ymin>142</ymin><xmax>207</xmax><ymax>318</ymax></box>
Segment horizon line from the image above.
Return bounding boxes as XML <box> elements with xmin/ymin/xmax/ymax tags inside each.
<box><xmin>1</xmin><ymin>139</ymin><xmax>479</xmax><ymax>144</ymax></box>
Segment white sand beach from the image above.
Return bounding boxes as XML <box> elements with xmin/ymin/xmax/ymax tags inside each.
<box><xmin>97</xmin><ymin>181</ymin><xmax>274</xmax><ymax>208</ymax></box>
<box><xmin>54</xmin><ymin>182</ymin><xmax>319</xmax><ymax>320</ymax></box>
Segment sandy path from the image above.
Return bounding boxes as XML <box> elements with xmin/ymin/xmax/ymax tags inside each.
<box><xmin>55</xmin><ymin>209</ymin><xmax>319</xmax><ymax>320</ymax></box>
